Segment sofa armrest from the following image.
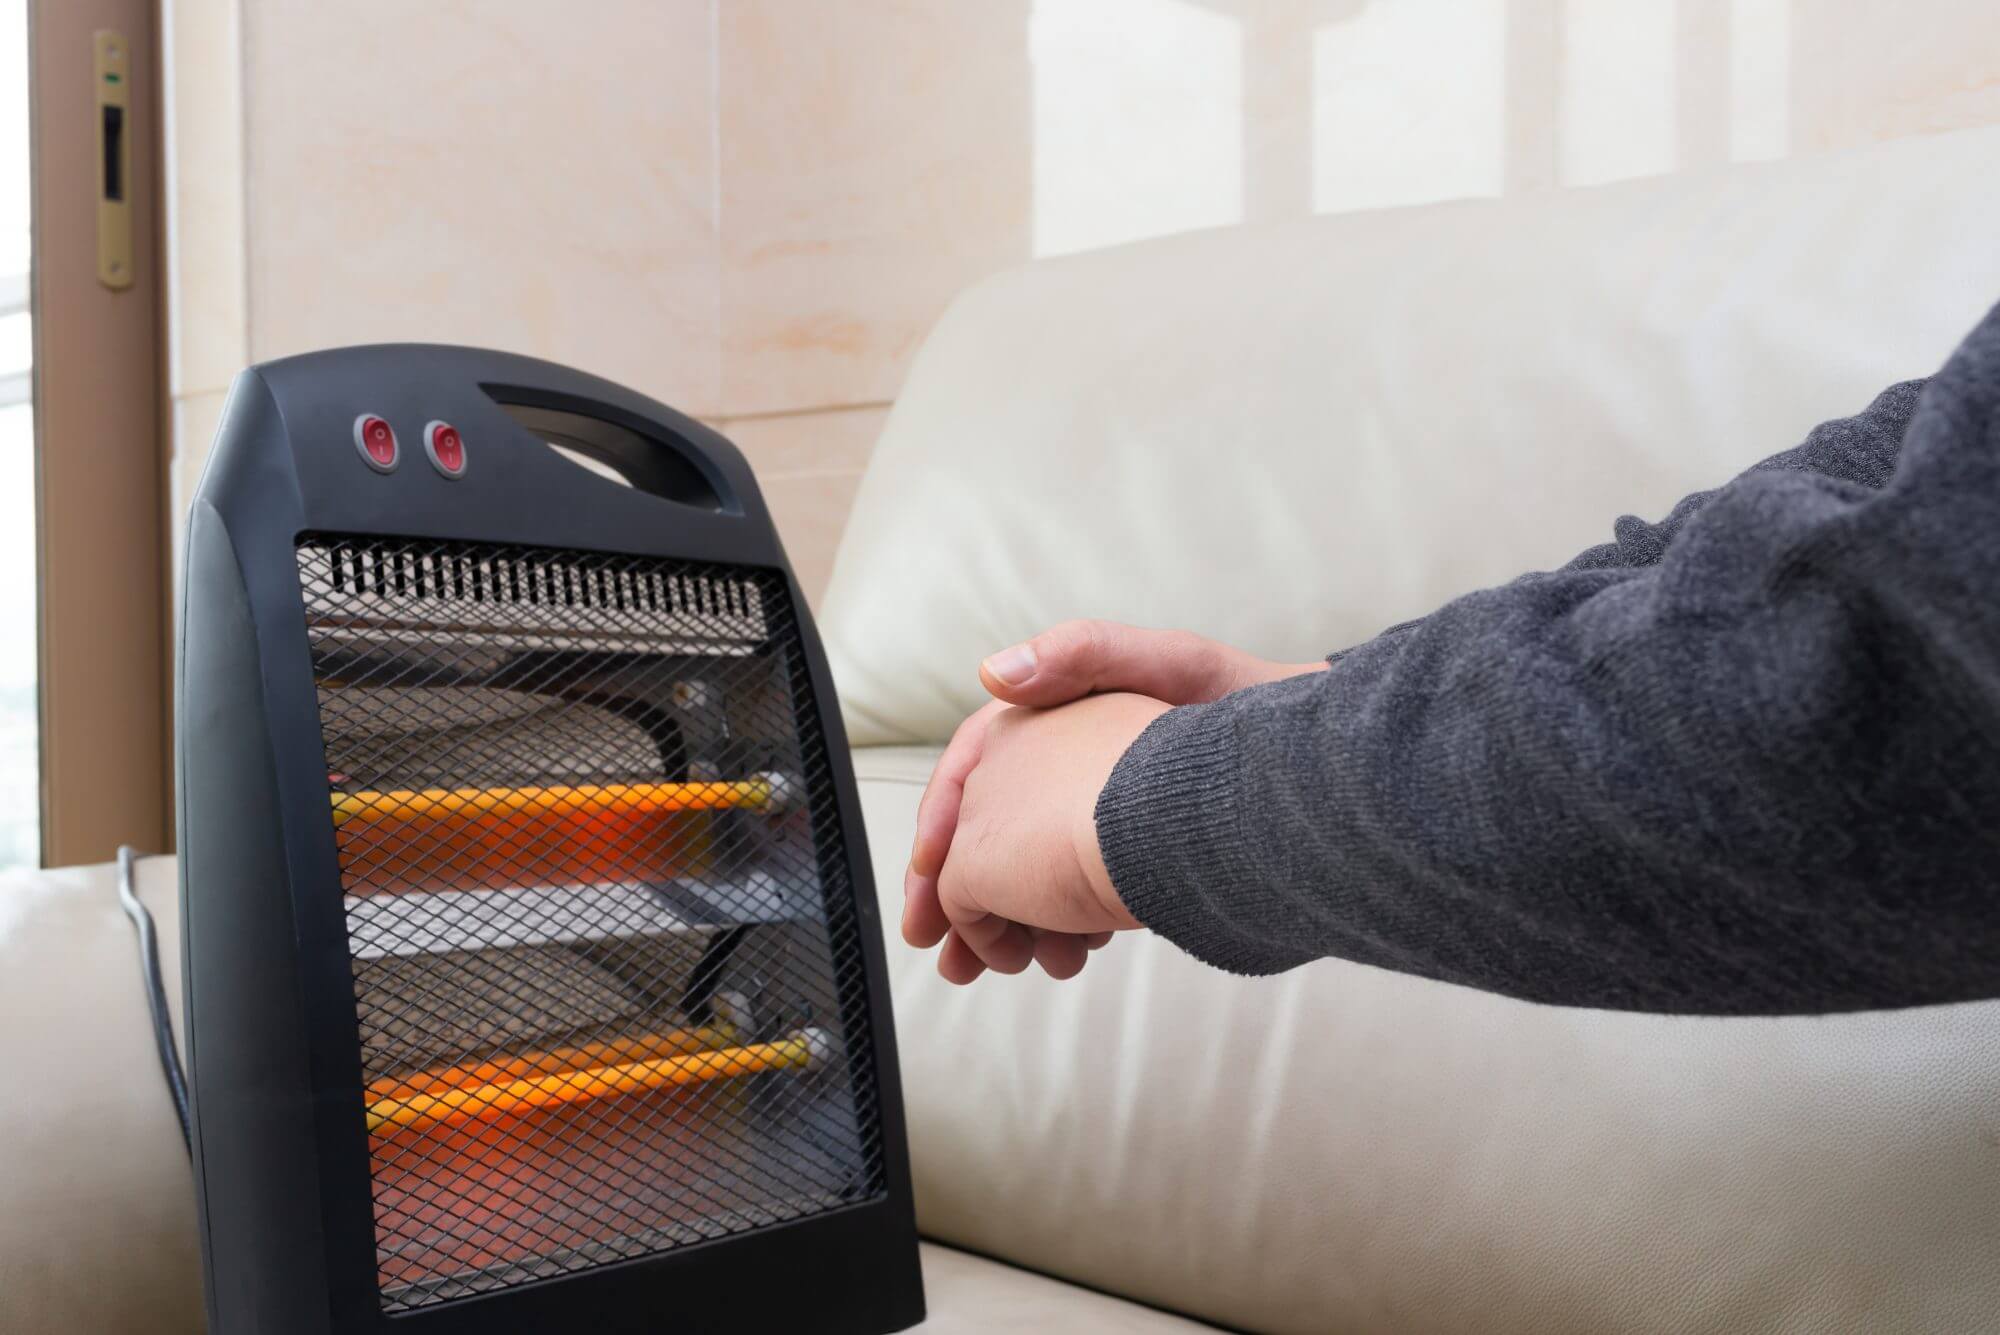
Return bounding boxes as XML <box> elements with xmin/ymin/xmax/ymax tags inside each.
<box><xmin>0</xmin><ymin>855</ymin><xmax>202</xmax><ymax>1334</ymax></box>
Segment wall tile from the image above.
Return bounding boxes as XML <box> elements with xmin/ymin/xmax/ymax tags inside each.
<box><xmin>242</xmin><ymin>0</ymin><xmax>721</xmax><ymax>416</ymax></box>
<box><xmin>710</xmin><ymin>404</ymin><xmax>889</xmax><ymax>478</ymax></box>
<box><xmin>162</xmin><ymin>0</ymin><xmax>247</xmax><ymax>397</ymax></box>
<box><xmin>718</xmin><ymin>2</ymin><xmax>1033</xmax><ymax>416</ymax></box>
<box><xmin>760</xmin><ymin>469</ymin><xmax>867</xmax><ymax>610</ymax></box>
<box><xmin>170</xmin><ymin>389</ymin><xmax>229</xmax><ymax>569</ymax></box>
<box><xmin>1503</xmin><ymin>0</ymin><xmax>1561</xmax><ymax>191</ymax></box>
<box><xmin>1674</xmin><ymin>0</ymin><xmax>1733</xmax><ymax>169</ymax></box>
<box><xmin>1791</xmin><ymin>0</ymin><xmax>2000</xmax><ymax>152</ymax></box>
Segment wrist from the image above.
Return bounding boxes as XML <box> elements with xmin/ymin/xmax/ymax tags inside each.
<box><xmin>1074</xmin><ymin>695</ymin><xmax>1168</xmax><ymax>932</ymax></box>
<box><xmin>1261</xmin><ymin>657</ymin><xmax>1331</xmax><ymax>684</ymax></box>
<box><xmin>1227</xmin><ymin>654</ymin><xmax>1329</xmax><ymax>693</ymax></box>
<box><xmin>1075</xmin><ymin>801</ymin><xmax>1142</xmax><ymax>931</ymax></box>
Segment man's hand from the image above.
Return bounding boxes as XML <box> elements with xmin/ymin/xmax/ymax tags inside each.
<box><xmin>902</xmin><ymin>620</ymin><xmax>1326</xmax><ymax>982</ymax></box>
<box><xmin>906</xmin><ymin>693</ymin><xmax>1168</xmax><ymax>983</ymax></box>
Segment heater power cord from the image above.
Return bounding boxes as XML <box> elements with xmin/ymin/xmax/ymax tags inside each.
<box><xmin>117</xmin><ymin>845</ymin><xmax>194</xmax><ymax>1157</ymax></box>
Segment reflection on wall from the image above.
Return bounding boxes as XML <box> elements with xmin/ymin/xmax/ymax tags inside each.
<box><xmin>1560</xmin><ymin>0</ymin><xmax>1679</xmax><ymax>185</ymax></box>
<box><xmin>1031</xmin><ymin>0</ymin><xmax>1801</xmax><ymax>238</ymax></box>
<box><xmin>1313</xmin><ymin>0</ymin><xmax>1504</xmax><ymax>213</ymax></box>
<box><xmin>1031</xmin><ymin>0</ymin><xmax>1243</xmax><ymax>256</ymax></box>
<box><xmin>1730</xmin><ymin>0</ymin><xmax>1790</xmax><ymax>160</ymax></box>
<box><xmin>165</xmin><ymin>0</ymin><xmax>2000</xmax><ymax>601</ymax></box>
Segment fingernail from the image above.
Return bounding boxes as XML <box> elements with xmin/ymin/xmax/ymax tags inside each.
<box><xmin>983</xmin><ymin>643</ymin><xmax>1037</xmax><ymax>686</ymax></box>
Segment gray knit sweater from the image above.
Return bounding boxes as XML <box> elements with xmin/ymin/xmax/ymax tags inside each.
<box><xmin>1095</xmin><ymin>301</ymin><xmax>2000</xmax><ymax>1015</ymax></box>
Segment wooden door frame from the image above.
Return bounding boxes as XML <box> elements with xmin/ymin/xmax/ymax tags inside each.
<box><xmin>28</xmin><ymin>0</ymin><xmax>170</xmax><ymax>865</ymax></box>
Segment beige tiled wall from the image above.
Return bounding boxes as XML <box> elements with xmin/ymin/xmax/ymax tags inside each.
<box><xmin>710</xmin><ymin>405</ymin><xmax>890</xmax><ymax>598</ymax></box>
<box><xmin>163</xmin><ymin>0</ymin><xmax>2000</xmax><ymax>605</ymax></box>
<box><xmin>1791</xmin><ymin>1</ymin><xmax>2000</xmax><ymax>150</ymax></box>
<box><xmin>716</xmin><ymin>3</ymin><xmax>1032</xmax><ymax>417</ymax></box>
<box><xmin>161</xmin><ymin>0</ymin><xmax>246</xmax><ymax>562</ymax></box>
<box><xmin>243</xmin><ymin>2</ymin><xmax>722</xmax><ymax>409</ymax></box>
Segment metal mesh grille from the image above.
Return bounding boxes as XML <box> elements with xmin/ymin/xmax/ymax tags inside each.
<box><xmin>295</xmin><ymin>535</ymin><xmax>882</xmax><ymax>1312</ymax></box>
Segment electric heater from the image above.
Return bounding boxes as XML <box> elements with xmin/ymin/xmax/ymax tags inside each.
<box><xmin>177</xmin><ymin>346</ymin><xmax>923</xmax><ymax>1334</ymax></box>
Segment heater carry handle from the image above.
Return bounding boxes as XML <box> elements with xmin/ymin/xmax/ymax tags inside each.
<box><xmin>483</xmin><ymin>382</ymin><xmax>738</xmax><ymax>514</ymax></box>
<box><xmin>251</xmin><ymin>346</ymin><xmax>787</xmax><ymax>567</ymax></box>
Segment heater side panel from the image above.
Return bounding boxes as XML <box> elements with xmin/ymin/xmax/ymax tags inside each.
<box><xmin>179</xmin><ymin>499</ymin><xmax>336</xmax><ymax>1335</ymax></box>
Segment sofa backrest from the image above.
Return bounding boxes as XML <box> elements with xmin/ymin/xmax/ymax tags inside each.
<box><xmin>822</xmin><ymin>122</ymin><xmax>2000</xmax><ymax>746</ymax></box>
<box><xmin>825</xmin><ymin>123</ymin><xmax>2000</xmax><ymax>1333</ymax></box>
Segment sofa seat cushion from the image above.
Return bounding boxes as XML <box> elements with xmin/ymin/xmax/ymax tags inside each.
<box><xmin>915</xmin><ymin>1243</ymin><xmax>1216</xmax><ymax>1332</ymax></box>
<box><xmin>0</xmin><ymin>855</ymin><xmax>203</xmax><ymax>1335</ymax></box>
<box><xmin>855</xmin><ymin>747</ymin><xmax>2000</xmax><ymax>1335</ymax></box>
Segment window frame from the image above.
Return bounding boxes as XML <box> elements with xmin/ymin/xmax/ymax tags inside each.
<box><xmin>28</xmin><ymin>0</ymin><xmax>170</xmax><ymax>866</ymax></box>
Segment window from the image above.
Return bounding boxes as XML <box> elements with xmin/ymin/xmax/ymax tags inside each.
<box><xmin>0</xmin><ymin>0</ymin><xmax>36</xmax><ymax>869</ymax></box>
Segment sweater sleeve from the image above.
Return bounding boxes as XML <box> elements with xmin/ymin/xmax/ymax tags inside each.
<box><xmin>1095</xmin><ymin>319</ymin><xmax>2000</xmax><ymax>1015</ymax></box>
<box><xmin>1554</xmin><ymin>379</ymin><xmax>1920</xmax><ymax>573</ymax></box>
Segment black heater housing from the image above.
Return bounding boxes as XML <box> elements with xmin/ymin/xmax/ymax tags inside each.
<box><xmin>177</xmin><ymin>345</ymin><xmax>923</xmax><ymax>1334</ymax></box>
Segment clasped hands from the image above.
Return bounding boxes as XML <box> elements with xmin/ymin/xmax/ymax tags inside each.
<box><xmin>901</xmin><ymin>620</ymin><xmax>1324</xmax><ymax>983</ymax></box>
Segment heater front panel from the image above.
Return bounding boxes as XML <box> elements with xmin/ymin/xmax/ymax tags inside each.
<box><xmin>294</xmin><ymin>535</ymin><xmax>883</xmax><ymax>1313</ymax></box>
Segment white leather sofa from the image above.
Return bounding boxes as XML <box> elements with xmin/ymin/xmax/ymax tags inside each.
<box><xmin>9</xmin><ymin>122</ymin><xmax>2000</xmax><ymax>1332</ymax></box>
<box><xmin>826</xmin><ymin>120</ymin><xmax>2000</xmax><ymax>1333</ymax></box>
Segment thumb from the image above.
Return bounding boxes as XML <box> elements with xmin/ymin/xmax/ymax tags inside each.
<box><xmin>978</xmin><ymin>620</ymin><xmax>1251</xmax><ymax>708</ymax></box>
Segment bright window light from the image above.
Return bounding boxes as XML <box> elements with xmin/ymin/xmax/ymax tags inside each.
<box><xmin>1560</xmin><ymin>0</ymin><xmax>1679</xmax><ymax>187</ymax></box>
<box><xmin>0</xmin><ymin>0</ymin><xmax>37</xmax><ymax>870</ymax></box>
<box><xmin>1030</xmin><ymin>0</ymin><xmax>1243</xmax><ymax>257</ymax></box>
<box><xmin>1729</xmin><ymin>0</ymin><xmax>1789</xmax><ymax>162</ymax></box>
<box><xmin>1312</xmin><ymin>0</ymin><xmax>1505</xmax><ymax>215</ymax></box>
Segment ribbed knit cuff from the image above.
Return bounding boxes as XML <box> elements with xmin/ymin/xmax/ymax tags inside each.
<box><xmin>1093</xmin><ymin>699</ymin><xmax>1319</xmax><ymax>976</ymax></box>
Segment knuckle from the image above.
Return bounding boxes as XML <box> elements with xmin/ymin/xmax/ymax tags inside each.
<box><xmin>952</xmin><ymin>710</ymin><xmax>983</xmax><ymax>746</ymax></box>
<box><xmin>1161</xmin><ymin>627</ymin><xmax>1230</xmax><ymax>689</ymax></box>
<box><xmin>936</xmin><ymin>864</ymin><xmax>971</xmax><ymax>917</ymax></box>
<box><xmin>1042</xmin><ymin>618</ymin><xmax>1103</xmax><ymax>663</ymax></box>
<box><xmin>1161</xmin><ymin>627</ymin><xmax>1209</xmax><ymax>663</ymax></box>
<box><xmin>981</xmin><ymin>705</ymin><xmax>1022</xmax><ymax>748</ymax></box>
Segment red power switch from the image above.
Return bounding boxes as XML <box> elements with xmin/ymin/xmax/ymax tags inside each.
<box><xmin>424</xmin><ymin>421</ymin><xmax>467</xmax><ymax>478</ymax></box>
<box><xmin>352</xmin><ymin>414</ymin><xmax>399</xmax><ymax>472</ymax></box>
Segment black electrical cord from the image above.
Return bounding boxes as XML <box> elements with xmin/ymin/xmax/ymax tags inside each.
<box><xmin>117</xmin><ymin>845</ymin><xmax>193</xmax><ymax>1156</ymax></box>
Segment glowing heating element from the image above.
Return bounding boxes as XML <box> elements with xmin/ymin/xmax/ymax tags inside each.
<box><xmin>366</xmin><ymin>1030</ymin><xmax>828</xmax><ymax>1137</ymax></box>
<box><xmin>365</xmin><ymin>1024</ymin><xmax>740</xmax><ymax>1104</ymax></box>
<box><xmin>328</xmin><ymin>777</ymin><xmax>786</xmax><ymax>894</ymax></box>
<box><xmin>330</xmin><ymin>779</ymin><xmax>781</xmax><ymax>827</ymax></box>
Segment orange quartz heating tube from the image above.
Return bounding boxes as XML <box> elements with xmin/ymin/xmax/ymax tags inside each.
<box><xmin>328</xmin><ymin>778</ymin><xmax>783</xmax><ymax>893</ymax></box>
<box><xmin>364</xmin><ymin>1023</ymin><xmax>741</xmax><ymax>1106</ymax></box>
<box><xmin>365</xmin><ymin>1030</ymin><xmax>825</xmax><ymax>1137</ymax></box>
<box><xmin>329</xmin><ymin>779</ymin><xmax>778</xmax><ymax>829</ymax></box>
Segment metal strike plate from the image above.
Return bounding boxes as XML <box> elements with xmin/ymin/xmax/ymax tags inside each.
<box><xmin>94</xmin><ymin>30</ymin><xmax>133</xmax><ymax>291</ymax></box>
